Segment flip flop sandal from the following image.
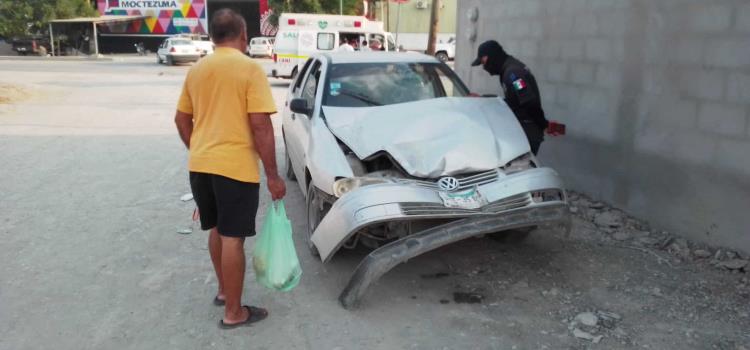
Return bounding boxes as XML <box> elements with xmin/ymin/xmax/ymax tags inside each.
<box><xmin>213</xmin><ymin>296</ymin><xmax>225</xmax><ymax>306</ymax></box>
<box><xmin>218</xmin><ymin>306</ymin><xmax>269</xmax><ymax>329</ymax></box>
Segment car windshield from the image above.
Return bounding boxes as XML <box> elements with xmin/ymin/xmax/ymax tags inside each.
<box><xmin>323</xmin><ymin>62</ymin><xmax>469</xmax><ymax>107</ymax></box>
<box><xmin>171</xmin><ymin>40</ymin><xmax>192</xmax><ymax>46</ymax></box>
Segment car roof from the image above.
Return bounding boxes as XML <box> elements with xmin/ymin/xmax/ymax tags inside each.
<box><xmin>315</xmin><ymin>52</ymin><xmax>441</xmax><ymax>65</ymax></box>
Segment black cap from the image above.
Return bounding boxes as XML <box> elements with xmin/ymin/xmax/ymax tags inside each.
<box><xmin>471</xmin><ymin>40</ymin><xmax>504</xmax><ymax>66</ymax></box>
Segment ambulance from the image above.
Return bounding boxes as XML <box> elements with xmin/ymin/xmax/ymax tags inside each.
<box><xmin>270</xmin><ymin>13</ymin><xmax>397</xmax><ymax>79</ymax></box>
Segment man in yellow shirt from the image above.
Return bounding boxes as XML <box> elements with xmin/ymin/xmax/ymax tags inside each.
<box><xmin>174</xmin><ymin>8</ymin><xmax>285</xmax><ymax>329</ymax></box>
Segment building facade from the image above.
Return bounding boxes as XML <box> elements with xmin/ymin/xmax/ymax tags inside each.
<box><xmin>455</xmin><ymin>0</ymin><xmax>750</xmax><ymax>253</ymax></box>
<box><xmin>372</xmin><ymin>0</ymin><xmax>456</xmax><ymax>51</ymax></box>
<box><xmin>94</xmin><ymin>0</ymin><xmax>267</xmax><ymax>52</ymax></box>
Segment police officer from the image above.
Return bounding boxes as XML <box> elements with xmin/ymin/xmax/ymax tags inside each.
<box><xmin>472</xmin><ymin>40</ymin><xmax>549</xmax><ymax>155</ymax></box>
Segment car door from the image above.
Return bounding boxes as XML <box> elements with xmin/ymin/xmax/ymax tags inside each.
<box><xmin>283</xmin><ymin>59</ymin><xmax>315</xmax><ymax>191</ymax></box>
<box><xmin>288</xmin><ymin>59</ymin><xmax>323</xmax><ymax>192</ymax></box>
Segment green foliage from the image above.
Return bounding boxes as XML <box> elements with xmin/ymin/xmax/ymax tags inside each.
<box><xmin>0</xmin><ymin>0</ymin><xmax>98</xmax><ymax>38</ymax></box>
<box><xmin>268</xmin><ymin>0</ymin><xmax>363</xmax><ymax>27</ymax></box>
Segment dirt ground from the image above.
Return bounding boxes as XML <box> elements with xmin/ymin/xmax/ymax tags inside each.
<box><xmin>0</xmin><ymin>57</ymin><xmax>748</xmax><ymax>350</ymax></box>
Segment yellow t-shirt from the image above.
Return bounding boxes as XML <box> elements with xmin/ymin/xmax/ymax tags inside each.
<box><xmin>177</xmin><ymin>47</ymin><xmax>277</xmax><ymax>183</ymax></box>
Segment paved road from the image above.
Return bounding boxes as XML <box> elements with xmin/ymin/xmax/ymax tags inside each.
<box><xmin>0</xmin><ymin>57</ymin><xmax>747</xmax><ymax>350</ymax></box>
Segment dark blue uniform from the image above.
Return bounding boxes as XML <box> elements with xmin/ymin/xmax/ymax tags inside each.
<box><xmin>499</xmin><ymin>56</ymin><xmax>548</xmax><ymax>155</ymax></box>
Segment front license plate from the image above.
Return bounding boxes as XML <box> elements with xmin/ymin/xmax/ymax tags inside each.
<box><xmin>439</xmin><ymin>188</ymin><xmax>488</xmax><ymax>209</ymax></box>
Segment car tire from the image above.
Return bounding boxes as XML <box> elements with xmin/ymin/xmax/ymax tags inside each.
<box><xmin>166</xmin><ymin>56</ymin><xmax>174</xmax><ymax>66</ymax></box>
<box><xmin>488</xmin><ymin>227</ymin><xmax>535</xmax><ymax>243</ymax></box>
<box><xmin>435</xmin><ymin>52</ymin><xmax>449</xmax><ymax>62</ymax></box>
<box><xmin>284</xmin><ymin>139</ymin><xmax>297</xmax><ymax>181</ymax></box>
<box><xmin>306</xmin><ymin>183</ymin><xmax>331</xmax><ymax>258</ymax></box>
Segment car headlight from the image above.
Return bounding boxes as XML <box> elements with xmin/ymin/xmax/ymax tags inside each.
<box><xmin>333</xmin><ymin>177</ymin><xmax>391</xmax><ymax>198</ymax></box>
<box><xmin>502</xmin><ymin>153</ymin><xmax>536</xmax><ymax>174</ymax></box>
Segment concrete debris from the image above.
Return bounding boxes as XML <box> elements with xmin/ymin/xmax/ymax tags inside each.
<box><xmin>693</xmin><ymin>249</ymin><xmax>712</xmax><ymax>259</ymax></box>
<box><xmin>572</xmin><ymin>328</ymin><xmax>603</xmax><ymax>343</ymax></box>
<box><xmin>541</xmin><ymin>288</ymin><xmax>560</xmax><ymax>297</ymax></box>
<box><xmin>596</xmin><ymin>311</ymin><xmax>622</xmax><ymax>321</ymax></box>
<box><xmin>719</xmin><ymin>259</ymin><xmax>748</xmax><ymax>271</ymax></box>
<box><xmin>570</xmin><ymin>206</ymin><xmax>579</xmax><ymax>214</ymax></box>
<box><xmin>574</xmin><ymin>312</ymin><xmax>598</xmax><ymax>327</ymax></box>
<box><xmin>589</xmin><ymin>202</ymin><xmax>605</xmax><ymax>210</ymax></box>
<box><xmin>613</xmin><ymin>231</ymin><xmax>631</xmax><ymax>241</ymax></box>
<box><xmin>177</xmin><ymin>228</ymin><xmax>192</xmax><ymax>235</ymax></box>
<box><xmin>594</xmin><ymin>212</ymin><xmax>623</xmax><ymax>228</ymax></box>
<box><xmin>180</xmin><ymin>193</ymin><xmax>194</xmax><ymax>202</ymax></box>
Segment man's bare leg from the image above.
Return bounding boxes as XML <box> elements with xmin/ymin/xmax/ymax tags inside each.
<box><xmin>220</xmin><ymin>235</ymin><xmax>249</xmax><ymax>323</ymax></box>
<box><xmin>208</xmin><ymin>228</ymin><xmax>225</xmax><ymax>301</ymax></box>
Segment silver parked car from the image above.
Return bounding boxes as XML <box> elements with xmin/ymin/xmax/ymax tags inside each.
<box><xmin>282</xmin><ymin>52</ymin><xmax>570</xmax><ymax>308</ymax></box>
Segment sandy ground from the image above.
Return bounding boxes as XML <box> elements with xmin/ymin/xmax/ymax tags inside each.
<box><xmin>0</xmin><ymin>56</ymin><xmax>748</xmax><ymax>350</ymax></box>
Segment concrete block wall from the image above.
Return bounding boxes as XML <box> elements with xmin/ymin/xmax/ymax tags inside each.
<box><xmin>455</xmin><ymin>0</ymin><xmax>750</xmax><ymax>252</ymax></box>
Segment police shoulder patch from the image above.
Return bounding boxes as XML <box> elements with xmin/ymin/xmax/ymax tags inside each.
<box><xmin>512</xmin><ymin>78</ymin><xmax>527</xmax><ymax>91</ymax></box>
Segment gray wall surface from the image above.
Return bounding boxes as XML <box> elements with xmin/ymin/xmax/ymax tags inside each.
<box><xmin>455</xmin><ymin>0</ymin><xmax>750</xmax><ymax>252</ymax></box>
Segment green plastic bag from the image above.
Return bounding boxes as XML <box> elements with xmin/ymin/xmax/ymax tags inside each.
<box><xmin>252</xmin><ymin>200</ymin><xmax>302</xmax><ymax>291</ymax></box>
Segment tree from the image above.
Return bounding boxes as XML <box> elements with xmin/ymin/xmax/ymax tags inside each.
<box><xmin>0</xmin><ymin>0</ymin><xmax>97</xmax><ymax>38</ymax></box>
<box><xmin>268</xmin><ymin>0</ymin><xmax>363</xmax><ymax>27</ymax></box>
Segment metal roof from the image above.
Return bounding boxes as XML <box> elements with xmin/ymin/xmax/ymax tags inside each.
<box><xmin>49</xmin><ymin>15</ymin><xmax>148</xmax><ymax>24</ymax></box>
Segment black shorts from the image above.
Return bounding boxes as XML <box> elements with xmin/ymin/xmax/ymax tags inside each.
<box><xmin>189</xmin><ymin>172</ymin><xmax>260</xmax><ymax>237</ymax></box>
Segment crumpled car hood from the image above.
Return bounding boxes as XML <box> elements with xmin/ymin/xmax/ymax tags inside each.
<box><xmin>322</xmin><ymin>97</ymin><xmax>530</xmax><ymax>178</ymax></box>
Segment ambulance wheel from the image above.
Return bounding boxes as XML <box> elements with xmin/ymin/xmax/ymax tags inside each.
<box><xmin>435</xmin><ymin>51</ymin><xmax>449</xmax><ymax>62</ymax></box>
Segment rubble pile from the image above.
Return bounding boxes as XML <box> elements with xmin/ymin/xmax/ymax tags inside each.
<box><xmin>567</xmin><ymin>191</ymin><xmax>749</xmax><ymax>273</ymax></box>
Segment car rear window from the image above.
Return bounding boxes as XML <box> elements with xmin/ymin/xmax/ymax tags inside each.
<box><xmin>323</xmin><ymin>62</ymin><xmax>469</xmax><ymax>107</ymax></box>
<box><xmin>171</xmin><ymin>39</ymin><xmax>192</xmax><ymax>46</ymax></box>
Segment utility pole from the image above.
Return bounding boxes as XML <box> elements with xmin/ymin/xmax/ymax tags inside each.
<box><xmin>426</xmin><ymin>0</ymin><xmax>439</xmax><ymax>55</ymax></box>
<box><xmin>340</xmin><ymin>0</ymin><xmax>343</xmax><ymax>14</ymax></box>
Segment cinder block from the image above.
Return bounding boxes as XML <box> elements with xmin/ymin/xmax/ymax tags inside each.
<box><xmin>668</xmin><ymin>39</ymin><xmax>704</xmax><ymax>65</ymax></box>
<box><xmin>560</xmin><ymin>40</ymin><xmax>585</xmax><ymax>60</ymax></box>
<box><xmin>539</xmin><ymin>41</ymin><xmax>561</xmax><ymax>59</ymax></box>
<box><xmin>738</xmin><ymin>4</ymin><xmax>750</xmax><ymax>32</ymax></box>
<box><xmin>579</xmin><ymin>88</ymin><xmax>610</xmax><ymax>114</ymax></box>
<box><xmin>520</xmin><ymin>41</ymin><xmax>539</xmax><ymax>58</ymax></box>
<box><xmin>686</xmin><ymin>4</ymin><xmax>732</xmax><ymax>33</ymax></box>
<box><xmin>650</xmin><ymin>98</ymin><xmax>699</xmax><ymax>129</ymax></box>
<box><xmin>585</xmin><ymin>38</ymin><xmax>612</xmax><ymax>62</ymax></box>
<box><xmin>597</xmin><ymin>13</ymin><xmax>628</xmax><ymax>37</ymax></box>
<box><xmin>704</xmin><ymin>39</ymin><xmax>750</xmax><ymax>69</ymax></box>
<box><xmin>573</xmin><ymin>15</ymin><xmax>599</xmax><ymax>36</ymax></box>
<box><xmin>546</xmin><ymin>62</ymin><xmax>568</xmax><ymax>82</ymax></box>
<box><xmin>681</xmin><ymin>70</ymin><xmax>724</xmax><ymax>101</ymax></box>
<box><xmin>595</xmin><ymin>64</ymin><xmax>622</xmax><ymax>89</ymax></box>
<box><xmin>715</xmin><ymin>138</ymin><xmax>750</xmax><ymax>177</ymax></box>
<box><xmin>726</xmin><ymin>74</ymin><xmax>750</xmax><ymax>104</ymax></box>
<box><xmin>570</xmin><ymin>62</ymin><xmax>596</xmax><ymax>84</ymax></box>
<box><xmin>698</xmin><ymin>102</ymin><xmax>746</xmax><ymax>137</ymax></box>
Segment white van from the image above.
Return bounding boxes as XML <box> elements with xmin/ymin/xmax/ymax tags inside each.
<box><xmin>270</xmin><ymin>13</ymin><xmax>396</xmax><ymax>79</ymax></box>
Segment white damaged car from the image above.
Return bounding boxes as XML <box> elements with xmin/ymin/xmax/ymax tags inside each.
<box><xmin>282</xmin><ymin>52</ymin><xmax>570</xmax><ymax>308</ymax></box>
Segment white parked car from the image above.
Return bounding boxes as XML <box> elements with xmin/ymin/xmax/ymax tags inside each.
<box><xmin>156</xmin><ymin>38</ymin><xmax>201</xmax><ymax>65</ymax></box>
<box><xmin>282</xmin><ymin>52</ymin><xmax>570</xmax><ymax>308</ymax></box>
<box><xmin>192</xmin><ymin>40</ymin><xmax>214</xmax><ymax>57</ymax></box>
<box><xmin>248</xmin><ymin>36</ymin><xmax>274</xmax><ymax>58</ymax></box>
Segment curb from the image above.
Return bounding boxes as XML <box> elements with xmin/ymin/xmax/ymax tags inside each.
<box><xmin>0</xmin><ymin>55</ymin><xmax>113</xmax><ymax>62</ymax></box>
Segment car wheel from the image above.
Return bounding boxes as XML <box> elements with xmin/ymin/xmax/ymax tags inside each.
<box><xmin>306</xmin><ymin>183</ymin><xmax>330</xmax><ymax>258</ymax></box>
<box><xmin>166</xmin><ymin>56</ymin><xmax>174</xmax><ymax>66</ymax></box>
<box><xmin>435</xmin><ymin>52</ymin><xmax>449</xmax><ymax>62</ymax></box>
<box><xmin>488</xmin><ymin>227</ymin><xmax>535</xmax><ymax>243</ymax></box>
<box><xmin>284</xmin><ymin>139</ymin><xmax>297</xmax><ymax>181</ymax></box>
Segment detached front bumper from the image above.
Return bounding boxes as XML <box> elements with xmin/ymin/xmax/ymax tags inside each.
<box><xmin>338</xmin><ymin>202</ymin><xmax>570</xmax><ymax>308</ymax></box>
<box><xmin>311</xmin><ymin>167</ymin><xmax>569</xmax><ymax>263</ymax></box>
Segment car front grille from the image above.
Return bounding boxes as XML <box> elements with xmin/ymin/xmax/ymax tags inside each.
<box><xmin>399</xmin><ymin>192</ymin><xmax>533</xmax><ymax>217</ymax></box>
<box><xmin>402</xmin><ymin>169</ymin><xmax>500</xmax><ymax>191</ymax></box>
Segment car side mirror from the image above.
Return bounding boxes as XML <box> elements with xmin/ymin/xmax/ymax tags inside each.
<box><xmin>289</xmin><ymin>98</ymin><xmax>312</xmax><ymax>116</ymax></box>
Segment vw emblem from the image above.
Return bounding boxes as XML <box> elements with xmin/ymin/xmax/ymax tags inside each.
<box><xmin>437</xmin><ymin>177</ymin><xmax>460</xmax><ymax>192</ymax></box>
